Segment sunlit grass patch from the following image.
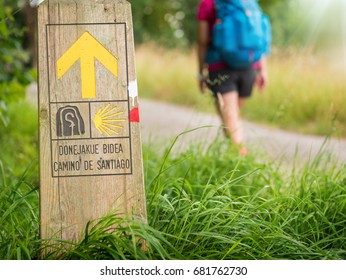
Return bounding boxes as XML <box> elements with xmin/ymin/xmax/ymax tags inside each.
<box><xmin>245</xmin><ymin>49</ymin><xmax>346</xmax><ymax>137</ymax></box>
<box><xmin>136</xmin><ymin>45</ymin><xmax>346</xmax><ymax>137</ymax></box>
<box><xmin>136</xmin><ymin>44</ymin><xmax>213</xmax><ymax>111</ymax></box>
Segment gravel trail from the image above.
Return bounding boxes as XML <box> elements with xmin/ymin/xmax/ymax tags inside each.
<box><xmin>139</xmin><ymin>99</ymin><xmax>346</xmax><ymax>164</ymax></box>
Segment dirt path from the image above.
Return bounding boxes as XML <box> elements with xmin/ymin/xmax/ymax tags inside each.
<box><xmin>139</xmin><ymin>99</ymin><xmax>346</xmax><ymax>165</ymax></box>
<box><xmin>26</xmin><ymin>84</ymin><xmax>346</xmax><ymax>164</ymax></box>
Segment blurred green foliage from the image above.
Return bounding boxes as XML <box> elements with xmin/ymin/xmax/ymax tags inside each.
<box><xmin>0</xmin><ymin>0</ymin><xmax>34</xmax><ymax>127</ymax></box>
<box><xmin>131</xmin><ymin>0</ymin><xmax>194</xmax><ymax>48</ymax></box>
<box><xmin>130</xmin><ymin>0</ymin><xmax>305</xmax><ymax>48</ymax></box>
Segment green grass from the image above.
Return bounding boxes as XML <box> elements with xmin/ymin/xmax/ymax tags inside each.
<box><xmin>40</xmin><ymin>139</ymin><xmax>346</xmax><ymax>260</ymax></box>
<box><xmin>0</xmin><ymin>163</ymin><xmax>40</xmax><ymax>260</ymax></box>
<box><xmin>0</xmin><ymin>100</ymin><xmax>40</xmax><ymax>259</ymax></box>
<box><xmin>0</xmin><ymin>100</ymin><xmax>39</xmax><ymax>182</ymax></box>
<box><xmin>136</xmin><ymin>45</ymin><xmax>346</xmax><ymax>138</ymax></box>
<box><xmin>1</xmin><ymin>101</ymin><xmax>345</xmax><ymax>259</ymax></box>
<box><xmin>243</xmin><ymin>50</ymin><xmax>346</xmax><ymax>137</ymax></box>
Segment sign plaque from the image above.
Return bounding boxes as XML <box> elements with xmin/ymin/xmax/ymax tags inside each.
<box><xmin>37</xmin><ymin>0</ymin><xmax>146</xmax><ymax>241</ymax></box>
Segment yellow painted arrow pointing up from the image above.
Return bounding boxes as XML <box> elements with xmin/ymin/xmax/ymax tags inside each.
<box><xmin>57</xmin><ymin>32</ymin><xmax>118</xmax><ymax>99</ymax></box>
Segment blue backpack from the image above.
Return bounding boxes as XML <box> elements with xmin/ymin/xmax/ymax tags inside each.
<box><xmin>210</xmin><ymin>0</ymin><xmax>271</xmax><ymax>68</ymax></box>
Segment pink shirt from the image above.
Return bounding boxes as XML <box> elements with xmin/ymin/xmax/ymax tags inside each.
<box><xmin>197</xmin><ymin>0</ymin><xmax>227</xmax><ymax>70</ymax></box>
<box><xmin>197</xmin><ymin>0</ymin><xmax>216</xmax><ymax>35</ymax></box>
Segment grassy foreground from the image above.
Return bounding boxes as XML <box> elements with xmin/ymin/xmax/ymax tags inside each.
<box><xmin>136</xmin><ymin>45</ymin><xmax>346</xmax><ymax>138</ymax></box>
<box><xmin>0</xmin><ymin>102</ymin><xmax>345</xmax><ymax>260</ymax></box>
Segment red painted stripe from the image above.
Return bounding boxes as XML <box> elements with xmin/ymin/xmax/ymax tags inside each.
<box><xmin>130</xmin><ymin>107</ymin><xmax>140</xmax><ymax>122</ymax></box>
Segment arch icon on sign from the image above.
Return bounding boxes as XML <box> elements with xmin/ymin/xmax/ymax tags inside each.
<box><xmin>56</xmin><ymin>106</ymin><xmax>85</xmax><ymax>137</ymax></box>
<box><xmin>57</xmin><ymin>32</ymin><xmax>119</xmax><ymax>99</ymax></box>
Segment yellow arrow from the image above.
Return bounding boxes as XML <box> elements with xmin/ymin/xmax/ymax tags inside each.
<box><xmin>57</xmin><ymin>32</ymin><xmax>118</xmax><ymax>99</ymax></box>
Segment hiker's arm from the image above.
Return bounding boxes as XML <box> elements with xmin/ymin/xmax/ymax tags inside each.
<box><xmin>197</xmin><ymin>20</ymin><xmax>209</xmax><ymax>93</ymax></box>
<box><xmin>256</xmin><ymin>56</ymin><xmax>268</xmax><ymax>91</ymax></box>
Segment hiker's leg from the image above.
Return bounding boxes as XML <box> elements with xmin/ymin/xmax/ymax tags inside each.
<box><xmin>237</xmin><ymin>97</ymin><xmax>248</xmax><ymax>155</ymax></box>
<box><xmin>216</xmin><ymin>91</ymin><xmax>243</xmax><ymax>145</ymax></box>
<box><xmin>238</xmin><ymin>97</ymin><xmax>247</xmax><ymax>109</ymax></box>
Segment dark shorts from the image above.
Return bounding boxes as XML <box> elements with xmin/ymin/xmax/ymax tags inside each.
<box><xmin>206</xmin><ymin>67</ymin><xmax>256</xmax><ymax>98</ymax></box>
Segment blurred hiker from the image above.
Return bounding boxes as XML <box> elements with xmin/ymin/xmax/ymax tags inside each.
<box><xmin>197</xmin><ymin>0</ymin><xmax>271</xmax><ymax>155</ymax></box>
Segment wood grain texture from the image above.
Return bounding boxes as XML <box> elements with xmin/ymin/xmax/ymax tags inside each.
<box><xmin>38</xmin><ymin>0</ymin><xmax>146</xmax><ymax>242</ymax></box>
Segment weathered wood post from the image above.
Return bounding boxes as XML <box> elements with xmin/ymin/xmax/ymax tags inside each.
<box><xmin>37</xmin><ymin>0</ymin><xmax>146</xmax><ymax>241</ymax></box>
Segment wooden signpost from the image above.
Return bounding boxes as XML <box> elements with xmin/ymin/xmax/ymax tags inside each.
<box><xmin>37</xmin><ymin>0</ymin><xmax>146</xmax><ymax>241</ymax></box>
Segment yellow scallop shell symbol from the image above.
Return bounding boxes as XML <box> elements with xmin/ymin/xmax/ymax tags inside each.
<box><xmin>93</xmin><ymin>103</ymin><xmax>126</xmax><ymax>136</ymax></box>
